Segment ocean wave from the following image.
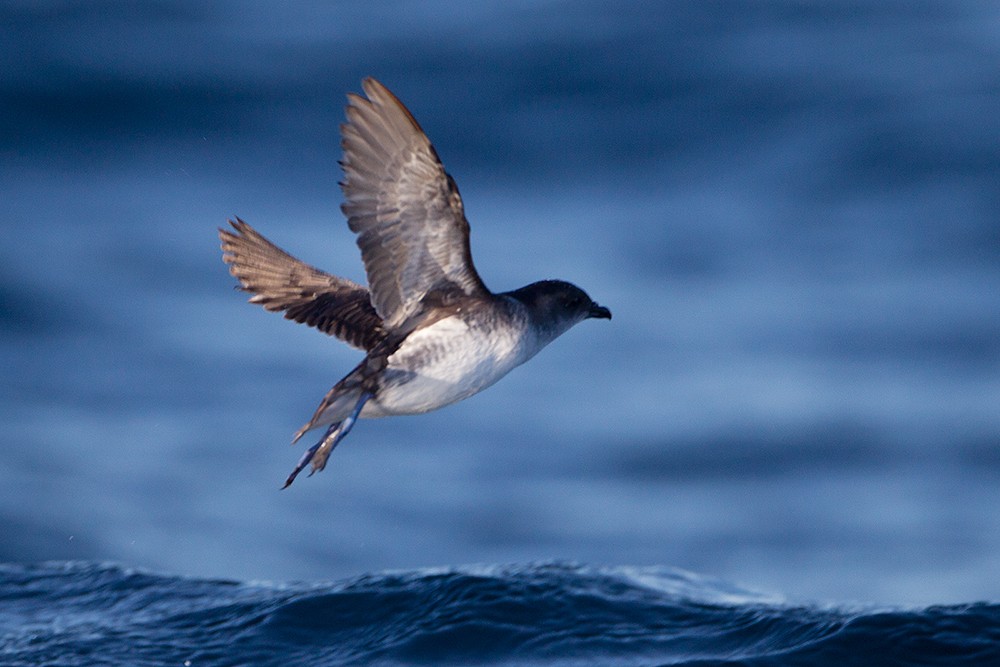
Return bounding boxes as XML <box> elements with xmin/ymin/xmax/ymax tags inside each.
<box><xmin>1</xmin><ymin>561</ymin><xmax>996</xmax><ymax>666</ymax></box>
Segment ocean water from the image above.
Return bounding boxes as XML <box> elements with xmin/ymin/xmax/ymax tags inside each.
<box><xmin>2</xmin><ymin>1</ymin><xmax>1000</xmax><ymax>663</ymax></box>
<box><xmin>3</xmin><ymin>561</ymin><xmax>998</xmax><ymax>666</ymax></box>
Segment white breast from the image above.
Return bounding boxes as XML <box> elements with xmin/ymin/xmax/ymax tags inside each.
<box><xmin>363</xmin><ymin>307</ymin><xmax>535</xmax><ymax>417</ymax></box>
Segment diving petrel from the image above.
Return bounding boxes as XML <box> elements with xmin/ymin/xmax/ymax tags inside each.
<box><xmin>220</xmin><ymin>78</ymin><xmax>611</xmax><ymax>487</ymax></box>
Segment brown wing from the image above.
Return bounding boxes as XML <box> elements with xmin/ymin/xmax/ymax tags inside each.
<box><xmin>340</xmin><ymin>77</ymin><xmax>489</xmax><ymax>330</ymax></box>
<box><xmin>219</xmin><ymin>218</ymin><xmax>386</xmax><ymax>351</ymax></box>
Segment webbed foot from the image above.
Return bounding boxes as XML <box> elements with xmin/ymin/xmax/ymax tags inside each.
<box><xmin>282</xmin><ymin>392</ymin><xmax>371</xmax><ymax>488</ymax></box>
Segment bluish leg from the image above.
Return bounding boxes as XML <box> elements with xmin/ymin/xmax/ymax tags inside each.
<box><xmin>283</xmin><ymin>423</ymin><xmax>338</xmax><ymax>489</ymax></box>
<box><xmin>308</xmin><ymin>391</ymin><xmax>370</xmax><ymax>475</ymax></box>
<box><xmin>282</xmin><ymin>392</ymin><xmax>372</xmax><ymax>488</ymax></box>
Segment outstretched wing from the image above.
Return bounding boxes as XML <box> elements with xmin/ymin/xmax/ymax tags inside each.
<box><xmin>340</xmin><ymin>77</ymin><xmax>489</xmax><ymax>330</ymax></box>
<box><xmin>219</xmin><ymin>218</ymin><xmax>386</xmax><ymax>351</ymax></box>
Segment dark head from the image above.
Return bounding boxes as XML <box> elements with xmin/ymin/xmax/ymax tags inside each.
<box><xmin>505</xmin><ymin>279</ymin><xmax>611</xmax><ymax>342</ymax></box>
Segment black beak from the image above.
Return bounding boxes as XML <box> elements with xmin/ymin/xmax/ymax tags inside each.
<box><xmin>588</xmin><ymin>303</ymin><xmax>612</xmax><ymax>320</ymax></box>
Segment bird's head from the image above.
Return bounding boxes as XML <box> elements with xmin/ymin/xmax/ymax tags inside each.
<box><xmin>506</xmin><ymin>279</ymin><xmax>611</xmax><ymax>342</ymax></box>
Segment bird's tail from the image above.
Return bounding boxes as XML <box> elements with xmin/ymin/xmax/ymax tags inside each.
<box><xmin>291</xmin><ymin>361</ymin><xmax>369</xmax><ymax>444</ymax></box>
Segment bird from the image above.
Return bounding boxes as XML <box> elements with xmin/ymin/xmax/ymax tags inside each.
<box><xmin>220</xmin><ymin>77</ymin><xmax>611</xmax><ymax>488</ymax></box>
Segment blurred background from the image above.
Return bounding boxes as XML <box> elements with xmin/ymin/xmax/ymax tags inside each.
<box><xmin>2</xmin><ymin>1</ymin><xmax>998</xmax><ymax>605</ymax></box>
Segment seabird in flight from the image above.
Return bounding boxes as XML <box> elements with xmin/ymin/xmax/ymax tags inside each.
<box><xmin>220</xmin><ymin>78</ymin><xmax>611</xmax><ymax>487</ymax></box>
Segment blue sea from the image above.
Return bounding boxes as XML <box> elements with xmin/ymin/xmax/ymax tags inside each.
<box><xmin>2</xmin><ymin>1</ymin><xmax>999</xmax><ymax>664</ymax></box>
<box><xmin>3</xmin><ymin>561</ymin><xmax>999</xmax><ymax>666</ymax></box>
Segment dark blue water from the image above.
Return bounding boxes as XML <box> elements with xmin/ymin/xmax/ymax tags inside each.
<box><xmin>3</xmin><ymin>561</ymin><xmax>998</xmax><ymax>667</ymax></box>
<box><xmin>2</xmin><ymin>1</ymin><xmax>1000</xmax><ymax>663</ymax></box>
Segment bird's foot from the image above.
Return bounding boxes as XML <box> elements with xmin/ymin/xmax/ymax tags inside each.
<box><xmin>282</xmin><ymin>428</ymin><xmax>333</xmax><ymax>489</ymax></box>
<box><xmin>282</xmin><ymin>392</ymin><xmax>371</xmax><ymax>488</ymax></box>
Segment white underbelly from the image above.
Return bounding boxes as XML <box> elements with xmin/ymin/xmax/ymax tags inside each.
<box><xmin>362</xmin><ymin>314</ymin><xmax>531</xmax><ymax>417</ymax></box>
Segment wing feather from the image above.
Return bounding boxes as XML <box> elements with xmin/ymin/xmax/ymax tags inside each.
<box><xmin>219</xmin><ymin>218</ymin><xmax>386</xmax><ymax>350</ymax></box>
<box><xmin>339</xmin><ymin>77</ymin><xmax>488</xmax><ymax>329</ymax></box>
